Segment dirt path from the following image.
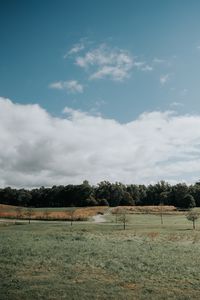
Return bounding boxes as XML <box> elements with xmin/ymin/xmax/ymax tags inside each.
<box><xmin>92</xmin><ymin>208</ymin><xmax>112</xmax><ymax>223</ymax></box>
<box><xmin>92</xmin><ymin>214</ymin><xmax>107</xmax><ymax>223</ymax></box>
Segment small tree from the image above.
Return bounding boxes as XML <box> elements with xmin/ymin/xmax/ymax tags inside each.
<box><xmin>159</xmin><ymin>202</ymin><xmax>164</xmax><ymax>225</ymax></box>
<box><xmin>112</xmin><ymin>207</ymin><xmax>121</xmax><ymax>223</ymax></box>
<box><xmin>26</xmin><ymin>207</ymin><xmax>34</xmax><ymax>224</ymax></box>
<box><xmin>118</xmin><ymin>209</ymin><xmax>129</xmax><ymax>230</ymax></box>
<box><xmin>15</xmin><ymin>207</ymin><xmax>23</xmax><ymax>224</ymax></box>
<box><xmin>67</xmin><ymin>207</ymin><xmax>76</xmax><ymax>226</ymax></box>
<box><xmin>43</xmin><ymin>209</ymin><xmax>50</xmax><ymax>220</ymax></box>
<box><xmin>186</xmin><ymin>210</ymin><xmax>199</xmax><ymax>230</ymax></box>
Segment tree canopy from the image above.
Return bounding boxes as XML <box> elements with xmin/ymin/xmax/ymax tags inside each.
<box><xmin>0</xmin><ymin>180</ymin><xmax>198</xmax><ymax>209</ymax></box>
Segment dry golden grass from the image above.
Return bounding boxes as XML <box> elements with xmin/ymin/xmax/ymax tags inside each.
<box><xmin>0</xmin><ymin>204</ymin><xmax>108</xmax><ymax>220</ymax></box>
<box><xmin>43</xmin><ymin>206</ymin><xmax>108</xmax><ymax>220</ymax></box>
<box><xmin>0</xmin><ymin>204</ymin><xmax>18</xmax><ymax>210</ymax></box>
<box><xmin>112</xmin><ymin>205</ymin><xmax>177</xmax><ymax>214</ymax></box>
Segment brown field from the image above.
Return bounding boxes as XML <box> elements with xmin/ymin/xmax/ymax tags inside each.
<box><xmin>111</xmin><ymin>205</ymin><xmax>177</xmax><ymax>214</ymax></box>
<box><xmin>0</xmin><ymin>204</ymin><xmax>108</xmax><ymax>220</ymax></box>
<box><xmin>0</xmin><ymin>204</ymin><xmax>18</xmax><ymax>210</ymax></box>
<box><xmin>0</xmin><ymin>204</ymin><xmax>180</xmax><ymax>222</ymax></box>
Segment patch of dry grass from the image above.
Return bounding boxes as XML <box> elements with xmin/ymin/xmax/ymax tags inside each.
<box><xmin>0</xmin><ymin>204</ymin><xmax>108</xmax><ymax>221</ymax></box>
<box><xmin>111</xmin><ymin>205</ymin><xmax>177</xmax><ymax>214</ymax></box>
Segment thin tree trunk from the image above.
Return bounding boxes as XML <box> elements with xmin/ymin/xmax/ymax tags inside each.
<box><xmin>160</xmin><ymin>213</ymin><xmax>163</xmax><ymax>225</ymax></box>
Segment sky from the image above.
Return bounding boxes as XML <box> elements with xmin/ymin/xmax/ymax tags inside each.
<box><xmin>1</xmin><ymin>0</ymin><xmax>200</xmax><ymax>187</ymax></box>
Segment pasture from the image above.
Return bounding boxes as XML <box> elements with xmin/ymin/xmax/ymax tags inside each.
<box><xmin>1</xmin><ymin>208</ymin><xmax>200</xmax><ymax>299</ymax></box>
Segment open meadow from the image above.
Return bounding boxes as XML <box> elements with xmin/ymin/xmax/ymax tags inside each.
<box><xmin>2</xmin><ymin>1</ymin><xmax>200</xmax><ymax>299</ymax></box>
<box><xmin>1</xmin><ymin>209</ymin><xmax>200</xmax><ymax>300</ymax></box>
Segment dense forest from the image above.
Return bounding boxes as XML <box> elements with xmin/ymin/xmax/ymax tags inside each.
<box><xmin>1</xmin><ymin>180</ymin><xmax>200</xmax><ymax>209</ymax></box>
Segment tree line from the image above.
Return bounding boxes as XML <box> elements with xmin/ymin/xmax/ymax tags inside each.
<box><xmin>1</xmin><ymin>180</ymin><xmax>200</xmax><ymax>209</ymax></box>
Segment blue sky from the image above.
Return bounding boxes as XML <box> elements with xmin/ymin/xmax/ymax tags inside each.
<box><xmin>1</xmin><ymin>0</ymin><xmax>200</xmax><ymax>121</ymax></box>
<box><xmin>1</xmin><ymin>0</ymin><xmax>200</xmax><ymax>187</ymax></box>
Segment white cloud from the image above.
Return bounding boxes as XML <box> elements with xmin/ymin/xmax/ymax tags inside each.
<box><xmin>64</xmin><ymin>41</ymin><xmax>85</xmax><ymax>58</ymax></box>
<box><xmin>134</xmin><ymin>61</ymin><xmax>153</xmax><ymax>72</ymax></box>
<box><xmin>133</xmin><ymin>61</ymin><xmax>145</xmax><ymax>68</ymax></box>
<box><xmin>49</xmin><ymin>80</ymin><xmax>83</xmax><ymax>93</ymax></box>
<box><xmin>1</xmin><ymin>97</ymin><xmax>200</xmax><ymax>187</ymax></box>
<box><xmin>89</xmin><ymin>65</ymin><xmax>130</xmax><ymax>81</ymax></box>
<box><xmin>140</xmin><ymin>64</ymin><xmax>153</xmax><ymax>72</ymax></box>
<box><xmin>160</xmin><ymin>74</ymin><xmax>170</xmax><ymax>85</ymax></box>
<box><xmin>75</xmin><ymin>44</ymin><xmax>134</xmax><ymax>81</ymax></box>
<box><xmin>49</xmin><ymin>82</ymin><xmax>63</xmax><ymax>90</ymax></box>
<box><xmin>64</xmin><ymin>42</ymin><xmax>155</xmax><ymax>81</ymax></box>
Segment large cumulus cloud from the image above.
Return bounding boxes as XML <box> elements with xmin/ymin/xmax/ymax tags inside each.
<box><xmin>0</xmin><ymin>97</ymin><xmax>200</xmax><ymax>188</ymax></box>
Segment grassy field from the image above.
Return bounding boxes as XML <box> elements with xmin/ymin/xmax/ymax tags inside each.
<box><xmin>1</xmin><ymin>212</ymin><xmax>200</xmax><ymax>300</ymax></box>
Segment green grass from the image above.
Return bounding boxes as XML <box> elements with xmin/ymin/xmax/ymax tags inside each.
<box><xmin>1</xmin><ymin>214</ymin><xmax>200</xmax><ymax>299</ymax></box>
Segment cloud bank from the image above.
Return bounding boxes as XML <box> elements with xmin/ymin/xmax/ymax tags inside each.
<box><xmin>0</xmin><ymin>97</ymin><xmax>200</xmax><ymax>188</ymax></box>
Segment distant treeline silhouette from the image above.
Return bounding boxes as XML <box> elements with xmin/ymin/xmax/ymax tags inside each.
<box><xmin>0</xmin><ymin>180</ymin><xmax>200</xmax><ymax>208</ymax></box>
